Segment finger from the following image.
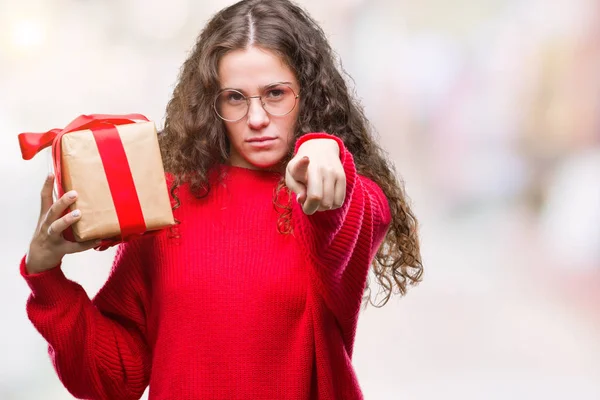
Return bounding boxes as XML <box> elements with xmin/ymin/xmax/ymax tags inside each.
<box><xmin>47</xmin><ymin>209</ymin><xmax>81</xmax><ymax>239</ymax></box>
<box><xmin>285</xmin><ymin>175</ymin><xmax>306</xmax><ymax>200</ymax></box>
<box><xmin>286</xmin><ymin>181</ymin><xmax>307</xmax><ymax>205</ymax></box>
<box><xmin>286</xmin><ymin>156</ymin><xmax>309</xmax><ymax>202</ymax></box>
<box><xmin>296</xmin><ymin>190</ymin><xmax>307</xmax><ymax>206</ymax></box>
<box><xmin>289</xmin><ymin>156</ymin><xmax>310</xmax><ymax>184</ymax></box>
<box><xmin>63</xmin><ymin>238</ymin><xmax>102</xmax><ymax>254</ymax></box>
<box><xmin>40</xmin><ymin>174</ymin><xmax>55</xmax><ymax>217</ymax></box>
<box><xmin>318</xmin><ymin>170</ymin><xmax>336</xmax><ymax>211</ymax></box>
<box><xmin>45</xmin><ymin>190</ymin><xmax>78</xmax><ymax>226</ymax></box>
<box><xmin>333</xmin><ymin>172</ymin><xmax>347</xmax><ymax>208</ymax></box>
<box><xmin>303</xmin><ymin>166</ymin><xmax>323</xmax><ymax>215</ymax></box>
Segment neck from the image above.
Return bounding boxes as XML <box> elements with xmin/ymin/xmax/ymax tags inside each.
<box><xmin>226</xmin><ymin>159</ymin><xmax>286</xmax><ymax>174</ymax></box>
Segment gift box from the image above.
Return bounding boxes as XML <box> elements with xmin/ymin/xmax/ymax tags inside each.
<box><xmin>18</xmin><ymin>114</ymin><xmax>175</xmax><ymax>248</ymax></box>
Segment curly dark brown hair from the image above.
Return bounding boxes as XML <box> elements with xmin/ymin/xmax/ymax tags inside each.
<box><xmin>159</xmin><ymin>0</ymin><xmax>423</xmax><ymax>306</ymax></box>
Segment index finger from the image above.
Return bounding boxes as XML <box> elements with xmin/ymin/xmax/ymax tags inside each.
<box><xmin>289</xmin><ymin>156</ymin><xmax>310</xmax><ymax>184</ymax></box>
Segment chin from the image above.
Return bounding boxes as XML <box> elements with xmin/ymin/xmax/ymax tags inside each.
<box><xmin>245</xmin><ymin>154</ymin><xmax>285</xmax><ymax>171</ymax></box>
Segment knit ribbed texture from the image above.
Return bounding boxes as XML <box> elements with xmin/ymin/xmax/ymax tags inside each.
<box><xmin>21</xmin><ymin>133</ymin><xmax>391</xmax><ymax>400</ymax></box>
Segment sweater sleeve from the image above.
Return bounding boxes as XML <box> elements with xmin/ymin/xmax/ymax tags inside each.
<box><xmin>292</xmin><ymin>133</ymin><xmax>392</xmax><ymax>321</ymax></box>
<box><xmin>21</xmin><ymin>240</ymin><xmax>152</xmax><ymax>400</ymax></box>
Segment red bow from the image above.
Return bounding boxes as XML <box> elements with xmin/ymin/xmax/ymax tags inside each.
<box><xmin>19</xmin><ymin>114</ymin><xmax>154</xmax><ymax>251</ymax></box>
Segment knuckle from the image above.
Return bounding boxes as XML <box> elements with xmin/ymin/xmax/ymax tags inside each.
<box><xmin>61</xmin><ymin>191</ymin><xmax>77</xmax><ymax>204</ymax></box>
<box><xmin>46</xmin><ymin>223</ymin><xmax>55</xmax><ymax>236</ymax></box>
<box><xmin>55</xmin><ymin>217</ymin><xmax>66</xmax><ymax>229</ymax></box>
<box><xmin>51</xmin><ymin>202</ymin><xmax>63</xmax><ymax>215</ymax></box>
<box><xmin>62</xmin><ymin>215</ymin><xmax>74</xmax><ymax>227</ymax></box>
<box><xmin>45</xmin><ymin>207</ymin><xmax>56</xmax><ymax>220</ymax></box>
<box><xmin>40</xmin><ymin>190</ymin><xmax>51</xmax><ymax>201</ymax></box>
<box><xmin>60</xmin><ymin>216</ymin><xmax>70</xmax><ymax>227</ymax></box>
<box><xmin>285</xmin><ymin>175</ymin><xmax>293</xmax><ymax>187</ymax></box>
<box><xmin>320</xmin><ymin>165</ymin><xmax>335</xmax><ymax>175</ymax></box>
<box><xmin>60</xmin><ymin>195</ymin><xmax>72</xmax><ymax>206</ymax></box>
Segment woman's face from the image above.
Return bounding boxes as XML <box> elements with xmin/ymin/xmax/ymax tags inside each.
<box><xmin>217</xmin><ymin>46</ymin><xmax>300</xmax><ymax>170</ymax></box>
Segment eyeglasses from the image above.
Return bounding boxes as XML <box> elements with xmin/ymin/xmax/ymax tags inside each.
<box><xmin>214</xmin><ymin>82</ymin><xmax>300</xmax><ymax>122</ymax></box>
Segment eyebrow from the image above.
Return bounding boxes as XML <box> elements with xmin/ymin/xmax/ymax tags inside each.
<box><xmin>220</xmin><ymin>81</ymin><xmax>293</xmax><ymax>92</ymax></box>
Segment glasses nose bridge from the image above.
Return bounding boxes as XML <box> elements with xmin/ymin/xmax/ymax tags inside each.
<box><xmin>245</xmin><ymin>94</ymin><xmax>266</xmax><ymax>113</ymax></box>
<box><xmin>246</xmin><ymin>94</ymin><xmax>264</xmax><ymax>104</ymax></box>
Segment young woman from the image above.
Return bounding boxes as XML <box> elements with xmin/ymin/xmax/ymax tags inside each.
<box><xmin>22</xmin><ymin>0</ymin><xmax>422</xmax><ymax>398</ymax></box>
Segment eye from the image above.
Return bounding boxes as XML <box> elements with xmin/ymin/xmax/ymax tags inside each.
<box><xmin>265</xmin><ymin>85</ymin><xmax>291</xmax><ymax>102</ymax></box>
<box><xmin>265</xmin><ymin>89</ymin><xmax>284</xmax><ymax>98</ymax></box>
<box><xmin>226</xmin><ymin>91</ymin><xmax>245</xmax><ymax>103</ymax></box>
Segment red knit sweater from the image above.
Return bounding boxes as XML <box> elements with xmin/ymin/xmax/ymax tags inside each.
<box><xmin>21</xmin><ymin>133</ymin><xmax>391</xmax><ymax>400</ymax></box>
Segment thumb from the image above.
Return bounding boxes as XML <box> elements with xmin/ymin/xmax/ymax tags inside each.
<box><xmin>290</xmin><ymin>156</ymin><xmax>310</xmax><ymax>184</ymax></box>
<box><xmin>40</xmin><ymin>173</ymin><xmax>55</xmax><ymax>218</ymax></box>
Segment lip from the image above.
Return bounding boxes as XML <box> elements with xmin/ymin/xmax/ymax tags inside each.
<box><xmin>246</xmin><ymin>137</ymin><xmax>277</xmax><ymax>149</ymax></box>
<box><xmin>246</xmin><ymin>136</ymin><xmax>277</xmax><ymax>143</ymax></box>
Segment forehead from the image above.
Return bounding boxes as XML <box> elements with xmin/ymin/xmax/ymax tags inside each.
<box><xmin>218</xmin><ymin>46</ymin><xmax>297</xmax><ymax>90</ymax></box>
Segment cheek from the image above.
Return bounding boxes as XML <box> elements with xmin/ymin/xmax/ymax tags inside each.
<box><xmin>278</xmin><ymin>115</ymin><xmax>298</xmax><ymax>150</ymax></box>
<box><xmin>285</xmin><ymin>109</ymin><xmax>300</xmax><ymax>138</ymax></box>
<box><xmin>224</xmin><ymin>123</ymin><xmax>243</xmax><ymax>143</ymax></box>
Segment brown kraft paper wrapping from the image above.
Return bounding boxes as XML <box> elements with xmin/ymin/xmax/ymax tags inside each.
<box><xmin>60</xmin><ymin>121</ymin><xmax>175</xmax><ymax>242</ymax></box>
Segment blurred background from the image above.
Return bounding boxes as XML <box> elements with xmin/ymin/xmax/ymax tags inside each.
<box><xmin>1</xmin><ymin>0</ymin><xmax>599</xmax><ymax>398</ymax></box>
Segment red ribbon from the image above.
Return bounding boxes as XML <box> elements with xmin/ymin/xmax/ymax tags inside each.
<box><xmin>19</xmin><ymin>114</ymin><xmax>152</xmax><ymax>250</ymax></box>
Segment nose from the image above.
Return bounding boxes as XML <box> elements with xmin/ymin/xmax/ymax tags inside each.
<box><xmin>246</xmin><ymin>97</ymin><xmax>269</xmax><ymax>129</ymax></box>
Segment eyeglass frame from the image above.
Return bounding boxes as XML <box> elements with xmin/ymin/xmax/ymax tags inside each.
<box><xmin>213</xmin><ymin>82</ymin><xmax>300</xmax><ymax>122</ymax></box>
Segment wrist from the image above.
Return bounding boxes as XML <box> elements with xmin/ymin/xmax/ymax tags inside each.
<box><xmin>297</xmin><ymin>138</ymin><xmax>339</xmax><ymax>158</ymax></box>
<box><xmin>25</xmin><ymin>252</ymin><xmax>60</xmax><ymax>275</ymax></box>
<box><xmin>294</xmin><ymin>133</ymin><xmax>345</xmax><ymax>162</ymax></box>
<box><xmin>25</xmin><ymin>260</ymin><xmax>47</xmax><ymax>275</ymax></box>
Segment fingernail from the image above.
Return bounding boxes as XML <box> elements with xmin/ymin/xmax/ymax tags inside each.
<box><xmin>71</xmin><ymin>209</ymin><xmax>81</xmax><ymax>217</ymax></box>
<box><xmin>67</xmin><ymin>190</ymin><xmax>77</xmax><ymax>199</ymax></box>
<box><xmin>47</xmin><ymin>173</ymin><xmax>55</xmax><ymax>180</ymax></box>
